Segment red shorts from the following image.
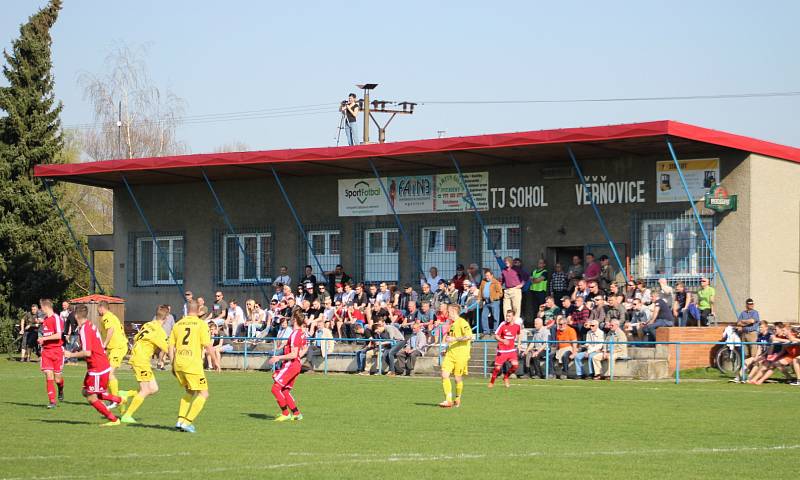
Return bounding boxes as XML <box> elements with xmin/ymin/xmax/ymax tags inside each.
<box><xmin>83</xmin><ymin>369</ymin><xmax>110</xmax><ymax>394</ymax></box>
<box><xmin>494</xmin><ymin>350</ymin><xmax>519</xmax><ymax>366</ymax></box>
<box><xmin>40</xmin><ymin>348</ymin><xmax>64</xmax><ymax>374</ymax></box>
<box><xmin>272</xmin><ymin>360</ymin><xmax>301</xmax><ymax>390</ymax></box>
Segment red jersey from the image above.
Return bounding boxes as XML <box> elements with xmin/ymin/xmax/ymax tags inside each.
<box><xmin>495</xmin><ymin>321</ymin><xmax>521</xmax><ymax>353</ymax></box>
<box><xmin>40</xmin><ymin>314</ymin><xmax>64</xmax><ymax>350</ymax></box>
<box><xmin>78</xmin><ymin>321</ymin><xmax>111</xmax><ymax>373</ymax></box>
<box><xmin>283</xmin><ymin>329</ymin><xmax>308</xmax><ymax>360</ymax></box>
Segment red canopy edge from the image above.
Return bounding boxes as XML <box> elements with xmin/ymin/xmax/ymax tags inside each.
<box><xmin>68</xmin><ymin>294</ymin><xmax>125</xmax><ymax>304</ymax></box>
<box><xmin>33</xmin><ymin>120</ymin><xmax>800</xmax><ymax>179</ymax></box>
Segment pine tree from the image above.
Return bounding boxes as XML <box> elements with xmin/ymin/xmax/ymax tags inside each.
<box><xmin>0</xmin><ymin>0</ymin><xmax>73</xmax><ymax>342</ymax></box>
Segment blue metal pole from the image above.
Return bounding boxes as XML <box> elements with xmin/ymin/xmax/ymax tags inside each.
<box><xmin>666</xmin><ymin>139</ymin><xmax>739</xmax><ymax>318</ymax></box>
<box><xmin>121</xmin><ymin>176</ymin><xmax>184</xmax><ymax>298</ymax></box>
<box><xmin>739</xmin><ymin>338</ymin><xmax>746</xmax><ymax>381</ymax></box>
<box><xmin>609</xmin><ymin>336</ymin><xmax>615</xmax><ymax>381</ymax></box>
<box><xmin>545</xmin><ymin>341</ymin><xmax>551</xmax><ymax>379</ymax></box>
<box><xmin>201</xmin><ymin>170</ymin><xmax>269</xmax><ymax>300</ymax></box>
<box><xmin>675</xmin><ymin>343</ymin><xmax>680</xmax><ymax>384</ymax></box>
<box><xmin>367</xmin><ymin>159</ymin><xmax>425</xmax><ymax>278</ymax></box>
<box><xmin>567</xmin><ymin>146</ymin><xmax>629</xmax><ymax>281</ymax></box>
<box><xmin>483</xmin><ymin>339</ymin><xmax>488</xmax><ymax>377</ymax></box>
<box><xmin>270</xmin><ymin>167</ymin><xmax>326</xmax><ymax>276</ymax></box>
<box><xmin>448</xmin><ymin>153</ymin><xmax>505</xmax><ymax>271</ymax></box>
<box><xmin>244</xmin><ymin>341</ymin><xmax>249</xmax><ymax>371</ymax></box>
<box><xmin>43</xmin><ymin>180</ymin><xmax>105</xmax><ymax>295</ymax></box>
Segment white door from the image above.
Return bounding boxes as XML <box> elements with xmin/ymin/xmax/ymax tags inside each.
<box><xmin>421</xmin><ymin>226</ymin><xmax>457</xmax><ymax>279</ymax></box>
<box><xmin>482</xmin><ymin>224</ymin><xmax>521</xmax><ymax>273</ymax></box>
<box><xmin>308</xmin><ymin>230</ymin><xmax>340</xmax><ymax>273</ymax></box>
<box><xmin>364</xmin><ymin>228</ymin><xmax>399</xmax><ymax>283</ymax></box>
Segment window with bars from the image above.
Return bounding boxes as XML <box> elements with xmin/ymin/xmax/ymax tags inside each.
<box><xmin>364</xmin><ymin>228</ymin><xmax>399</xmax><ymax>283</ymax></box>
<box><xmin>308</xmin><ymin>230</ymin><xmax>340</xmax><ymax>272</ymax></box>
<box><xmin>421</xmin><ymin>226</ymin><xmax>457</xmax><ymax>279</ymax></box>
<box><xmin>223</xmin><ymin>232</ymin><xmax>273</xmax><ymax>284</ymax></box>
<box><xmin>136</xmin><ymin>236</ymin><xmax>184</xmax><ymax>286</ymax></box>
<box><xmin>632</xmin><ymin>212</ymin><xmax>714</xmax><ymax>283</ymax></box>
<box><xmin>482</xmin><ymin>224</ymin><xmax>521</xmax><ymax>271</ymax></box>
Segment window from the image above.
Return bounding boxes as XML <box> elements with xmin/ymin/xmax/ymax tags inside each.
<box><xmin>308</xmin><ymin>230</ymin><xmax>340</xmax><ymax>273</ymax></box>
<box><xmin>482</xmin><ymin>224</ymin><xmax>520</xmax><ymax>272</ymax></box>
<box><xmin>223</xmin><ymin>232</ymin><xmax>273</xmax><ymax>284</ymax></box>
<box><xmin>421</xmin><ymin>226</ymin><xmax>457</xmax><ymax>279</ymax></box>
<box><xmin>637</xmin><ymin>217</ymin><xmax>713</xmax><ymax>279</ymax></box>
<box><xmin>136</xmin><ymin>236</ymin><xmax>184</xmax><ymax>286</ymax></box>
<box><xmin>364</xmin><ymin>228</ymin><xmax>399</xmax><ymax>283</ymax></box>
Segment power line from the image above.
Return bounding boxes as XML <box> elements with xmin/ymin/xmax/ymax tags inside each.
<box><xmin>419</xmin><ymin>91</ymin><xmax>800</xmax><ymax>105</ymax></box>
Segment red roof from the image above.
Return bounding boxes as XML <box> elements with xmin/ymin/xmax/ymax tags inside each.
<box><xmin>34</xmin><ymin>120</ymin><xmax>800</xmax><ymax>187</ymax></box>
<box><xmin>68</xmin><ymin>294</ymin><xmax>125</xmax><ymax>304</ymax></box>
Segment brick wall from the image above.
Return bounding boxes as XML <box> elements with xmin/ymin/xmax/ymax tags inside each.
<box><xmin>656</xmin><ymin>327</ymin><xmax>726</xmax><ymax>373</ymax></box>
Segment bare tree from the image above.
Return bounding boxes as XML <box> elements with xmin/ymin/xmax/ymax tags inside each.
<box><xmin>79</xmin><ymin>44</ymin><xmax>187</xmax><ymax>161</ymax></box>
<box><xmin>213</xmin><ymin>141</ymin><xmax>250</xmax><ymax>153</ymax></box>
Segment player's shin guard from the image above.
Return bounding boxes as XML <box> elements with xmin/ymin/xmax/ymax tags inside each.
<box><xmin>185</xmin><ymin>396</ymin><xmax>206</xmax><ymax>424</ymax></box>
<box><xmin>125</xmin><ymin>394</ymin><xmax>146</xmax><ymax>417</ymax></box>
<box><xmin>46</xmin><ymin>379</ymin><xmax>56</xmax><ymax>403</ymax></box>
<box><xmin>56</xmin><ymin>378</ymin><xmax>64</xmax><ymax>394</ymax></box>
<box><xmin>108</xmin><ymin>377</ymin><xmax>119</xmax><ymax>396</ymax></box>
<box><xmin>283</xmin><ymin>389</ymin><xmax>299</xmax><ymax>414</ymax></box>
<box><xmin>490</xmin><ymin>366</ymin><xmax>502</xmax><ymax>385</ymax></box>
<box><xmin>504</xmin><ymin>364</ymin><xmax>518</xmax><ymax>380</ymax></box>
<box><xmin>455</xmin><ymin>381</ymin><xmax>464</xmax><ymax>399</ymax></box>
<box><xmin>442</xmin><ymin>378</ymin><xmax>452</xmax><ymax>401</ymax></box>
<box><xmin>178</xmin><ymin>393</ymin><xmax>193</xmax><ymax>422</ymax></box>
<box><xmin>271</xmin><ymin>384</ymin><xmax>288</xmax><ymax>415</ymax></box>
<box><xmin>91</xmin><ymin>400</ymin><xmax>117</xmax><ymax>421</ymax></box>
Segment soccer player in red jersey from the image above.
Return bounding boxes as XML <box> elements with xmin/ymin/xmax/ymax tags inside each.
<box><xmin>63</xmin><ymin>305</ymin><xmax>126</xmax><ymax>426</ymax></box>
<box><xmin>488</xmin><ymin>310</ymin><xmax>522</xmax><ymax>389</ymax></box>
<box><xmin>36</xmin><ymin>299</ymin><xmax>65</xmax><ymax>408</ymax></box>
<box><xmin>268</xmin><ymin>310</ymin><xmax>309</xmax><ymax>422</ymax></box>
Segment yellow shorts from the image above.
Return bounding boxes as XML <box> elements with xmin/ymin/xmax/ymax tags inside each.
<box><xmin>107</xmin><ymin>347</ymin><xmax>127</xmax><ymax>368</ymax></box>
<box><xmin>441</xmin><ymin>355</ymin><xmax>469</xmax><ymax>376</ymax></box>
<box><xmin>174</xmin><ymin>371</ymin><xmax>208</xmax><ymax>391</ymax></box>
<box><xmin>131</xmin><ymin>364</ymin><xmax>155</xmax><ymax>383</ymax></box>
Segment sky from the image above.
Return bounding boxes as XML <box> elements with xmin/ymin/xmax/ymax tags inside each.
<box><xmin>2</xmin><ymin>0</ymin><xmax>799</xmax><ymax>156</ymax></box>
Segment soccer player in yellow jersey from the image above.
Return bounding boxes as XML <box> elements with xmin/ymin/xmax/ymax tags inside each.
<box><xmin>439</xmin><ymin>304</ymin><xmax>472</xmax><ymax>408</ymax></box>
<box><xmin>98</xmin><ymin>301</ymin><xmax>127</xmax><ymax>404</ymax></box>
<box><xmin>119</xmin><ymin>305</ymin><xmax>169</xmax><ymax>424</ymax></box>
<box><xmin>168</xmin><ymin>299</ymin><xmax>218</xmax><ymax>433</ymax></box>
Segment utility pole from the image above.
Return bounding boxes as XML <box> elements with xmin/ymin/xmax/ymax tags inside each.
<box><xmin>357</xmin><ymin>83</ymin><xmax>377</xmax><ymax>144</ymax></box>
<box><xmin>355</xmin><ymin>83</ymin><xmax>417</xmax><ymax>144</ymax></box>
<box><xmin>116</xmin><ymin>100</ymin><xmax>122</xmax><ymax>158</ymax></box>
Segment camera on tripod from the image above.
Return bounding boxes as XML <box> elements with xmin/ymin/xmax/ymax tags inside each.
<box><xmin>341</xmin><ymin>100</ymin><xmax>349</xmax><ymax>106</ymax></box>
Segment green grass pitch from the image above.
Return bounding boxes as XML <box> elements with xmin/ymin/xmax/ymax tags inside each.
<box><xmin>1</xmin><ymin>360</ymin><xmax>797</xmax><ymax>479</ymax></box>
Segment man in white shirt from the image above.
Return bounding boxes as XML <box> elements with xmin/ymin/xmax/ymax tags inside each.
<box><xmin>273</xmin><ymin>265</ymin><xmax>291</xmax><ymax>290</ymax></box>
<box><xmin>421</xmin><ymin>266</ymin><xmax>442</xmax><ymax>288</ymax></box>
<box><xmin>226</xmin><ymin>299</ymin><xmax>246</xmax><ymax>340</ymax></box>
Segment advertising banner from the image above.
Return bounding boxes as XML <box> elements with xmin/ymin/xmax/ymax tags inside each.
<box><xmin>337</xmin><ymin>177</ymin><xmax>388</xmax><ymax>217</ymax></box>
<box><xmin>656</xmin><ymin>158</ymin><xmax>720</xmax><ymax>203</ymax></box>
<box><xmin>435</xmin><ymin>172</ymin><xmax>489</xmax><ymax>212</ymax></box>
<box><xmin>393</xmin><ymin>175</ymin><xmax>434</xmax><ymax>214</ymax></box>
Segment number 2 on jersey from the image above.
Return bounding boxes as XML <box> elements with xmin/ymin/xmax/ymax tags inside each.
<box><xmin>182</xmin><ymin>327</ymin><xmax>192</xmax><ymax>345</ymax></box>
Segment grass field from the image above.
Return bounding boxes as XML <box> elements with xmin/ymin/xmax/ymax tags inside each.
<box><xmin>1</xmin><ymin>360</ymin><xmax>797</xmax><ymax>479</ymax></box>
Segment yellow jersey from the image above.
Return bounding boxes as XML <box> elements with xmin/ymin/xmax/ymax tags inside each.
<box><xmin>129</xmin><ymin>320</ymin><xmax>168</xmax><ymax>367</ymax></box>
<box><xmin>101</xmin><ymin>311</ymin><xmax>127</xmax><ymax>351</ymax></box>
<box><xmin>168</xmin><ymin>315</ymin><xmax>211</xmax><ymax>375</ymax></box>
<box><xmin>444</xmin><ymin>317</ymin><xmax>472</xmax><ymax>361</ymax></box>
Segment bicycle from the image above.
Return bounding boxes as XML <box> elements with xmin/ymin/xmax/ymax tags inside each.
<box><xmin>714</xmin><ymin>325</ymin><xmax>742</xmax><ymax>376</ymax></box>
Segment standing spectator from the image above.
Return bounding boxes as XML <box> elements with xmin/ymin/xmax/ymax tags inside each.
<box><xmin>737</xmin><ymin>298</ymin><xmax>761</xmax><ymax>361</ymax></box>
<box><xmin>182</xmin><ymin>290</ymin><xmax>194</xmax><ymax>317</ymax></box>
<box><xmin>583</xmin><ymin>253</ymin><xmax>600</xmax><ymax>284</ymax></box>
<box><xmin>575</xmin><ymin>320</ymin><xmax>604</xmax><ymax>379</ymax></box>
<box><xmin>212</xmin><ymin>291</ymin><xmax>228</xmax><ymax>326</ymax></box>
<box><xmin>593</xmin><ymin>319</ymin><xmax>628</xmax><ymax>379</ymax></box>
<box><xmin>696</xmin><ymin>277</ymin><xmax>716</xmax><ymax>325</ymax></box>
<box><xmin>273</xmin><ymin>265</ymin><xmax>291</xmax><ymax>290</ymax></box>
<box><xmin>467</xmin><ymin>263</ymin><xmax>482</xmax><ymax>286</ymax></box>
<box><xmin>553</xmin><ymin>317</ymin><xmax>578</xmax><ymax>379</ymax></box>
<box><xmin>61</xmin><ymin>301</ymin><xmax>78</xmax><ymax>356</ymax></box>
<box><xmin>299</xmin><ymin>265</ymin><xmax>317</xmax><ymax>288</ymax></box>
<box><xmin>528</xmin><ymin>259</ymin><xmax>549</xmax><ymax>320</ymax></box>
<box><xmin>353</xmin><ymin>322</ymin><xmax>374</xmax><ymax>375</ymax></box>
<box><xmin>523</xmin><ymin>317</ymin><xmax>550</xmax><ymax>379</ymax></box>
<box><xmin>323</xmin><ymin>264</ymin><xmax>351</xmax><ymax>292</ymax></box>
<box><xmin>550</xmin><ymin>263</ymin><xmax>569</xmax><ymax>303</ymax></box>
<box><xmin>478</xmin><ymin>269</ymin><xmax>503</xmax><ymax>336</ymax></box>
<box><xmin>597</xmin><ymin>255</ymin><xmax>614</xmax><ymax>292</ymax></box>
<box><xmin>197</xmin><ymin>297</ymin><xmax>210</xmax><ymax>320</ymax></box>
<box><xmin>396</xmin><ymin>284</ymin><xmax>417</xmax><ymax>314</ymax></box>
<box><xmin>673</xmin><ymin>282</ymin><xmax>691</xmax><ymax>327</ymax></box>
<box><xmin>394</xmin><ymin>322</ymin><xmax>427</xmax><ymax>375</ymax></box>
<box><xmin>451</xmin><ymin>264</ymin><xmax>469</xmax><ymax>293</ymax></box>
<box><xmin>500</xmin><ymin>256</ymin><xmax>526</xmax><ymax>323</ymax></box>
<box><xmin>460</xmin><ymin>282</ymin><xmax>480</xmax><ymax>326</ymax></box>
<box><xmin>567</xmin><ymin>255</ymin><xmax>584</xmax><ymax>292</ymax></box>
<box><xmin>643</xmin><ymin>292</ymin><xmax>675</xmax><ymax>343</ymax></box>
<box><xmin>19</xmin><ymin>304</ymin><xmax>43</xmax><ymax>362</ymax></box>
<box><xmin>421</xmin><ymin>266</ymin><xmax>442</xmax><ymax>288</ymax></box>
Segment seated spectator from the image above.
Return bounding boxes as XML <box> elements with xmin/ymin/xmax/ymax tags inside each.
<box><xmin>299</xmin><ymin>264</ymin><xmax>317</xmax><ymax>288</ymax></box>
<box><xmin>433</xmin><ymin>279</ymin><xmax>450</xmax><ymax>309</ymax></box>
<box><xmin>342</xmin><ymin>283</ymin><xmax>356</xmax><ymax>306</ymax></box>
<box><xmin>368</xmin><ymin>321</ymin><xmax>391</xmax><ymax>375</ymax></box>
<box><xmin>460</xmin><ymin>283</ymin><xmax>480</xmax><ymax>326</ymax></box>
<box><xmin>421</xmin><ymin>266</ymin><xmax>442</xmax><ymax>288</ymax></box>
<box><xmin>376</xmin><ymin>282</ymin><xmax>392</xmax><ymax>304</ymax></box>
<box><xmin>206</xmin><ymin>322</ymin><xmax>228</xmax><ymax>371</ymax></box>
<box><xmin>553</xmin><ymin>316</ymin><xmax>578</xmax><ymax>379</ymax></box>
<box><xmin>417</xmin><ymin>301</ymin><xmax>434</xmax><ymax>326</ymax></box>
<box><xmin>445</xmin><ymin>281</ymin><xmax>459</xmax><ymax>305</ymax></box>
<box><xmin>604</xmin><ymin>294</ymin><xmax>627</xmax><ymax>330</ymax></box>
<box><xmin>574</xmin><ymin>320</ymin><xmax>604</xmax><ymax>379</ymax></box>
<box><xmin>523</xmin><ymin>317</ymin><xmax>550</xmax><ymax>379</ymax></box>
<box><xmin>748</xmin><ymin>323</ymin><xmax>800</xmax><ymax>385</ymax></box>
<box><xmin>197</xmin><ymin>296</ymin><xmax>210</xmax><ymax>320</ymax></box>
<box><xmin>673</xmin><ymin>282</ymin><xmax>691</xmax><ymax>326</ymax></box>
<box><xmin>569</xmin><ymin>296</ymin><xmax>590</xmax><ymax>338</ymax></box>
<box><xmin>312</xmin><ymin>319</ymin><xmax>335</xmax><ymax>359</ymax></box>
<box><xmin>536</xmin><ymin>296</ymin><xmax>560</xmax><ymax>326</ymax></box>
<box><xmin>696</xmin><ymin>277</ymin><xmax>716</xmax><ymax>326</ymax></box>
<box><xmin>467</xmin><ymin>263</ymin><xmax>482</xmax><ymax>286</ymax></box>
<box><xmin>634</xmin><ymin>279</ymin><xmax>652</xmax><ymax>305</ymax></box>
<box><xmin>627</xmin><ymin>298</ymin><xmax>651</xmax><ymax>339</ymax></box>
<box><xmin>317</xmin><ymin>283</ymin><xmax>331</xmax><ymax>305</ymax></box>
<box><xmin>592</xmin><ymin>319</ymin><xmax>628</xmax><ymax>379</ymax></box>
<box><xmin>394</xmin><ymin>322</ymin><xmax>427</xmax><ymax>376</ymax></box>
<box><xmin>642</xmin><ymin>292</ymin><xmax>675</xmax><ymax>343</ymax></box>
<box><xmin>395</xmin><ymin>284</ymin><xmax>417</xmax><ymax>314</ymax></box>
<box><xmin>451</xmin><ymin>264</ymin><xmax>468</xmax><ymax>293</ymax></box>
<box><xmin>226</xmin><ymin>299</ymin><xmax>245</xmax><ymax>340</ymax></box>
<box><xmin>273</xmin><ymin>265</ymin><xmax>291</xmax><ymax>290</ymax></box>
<box><xmin>353</xmin><ymin>322</ymin><xmax>375</xmax><ymax>375</ymax></box>
<box><xmin>571</xmin><ymin>279</ymin><xmax>589</xmax><ymax>302</ymax></box>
